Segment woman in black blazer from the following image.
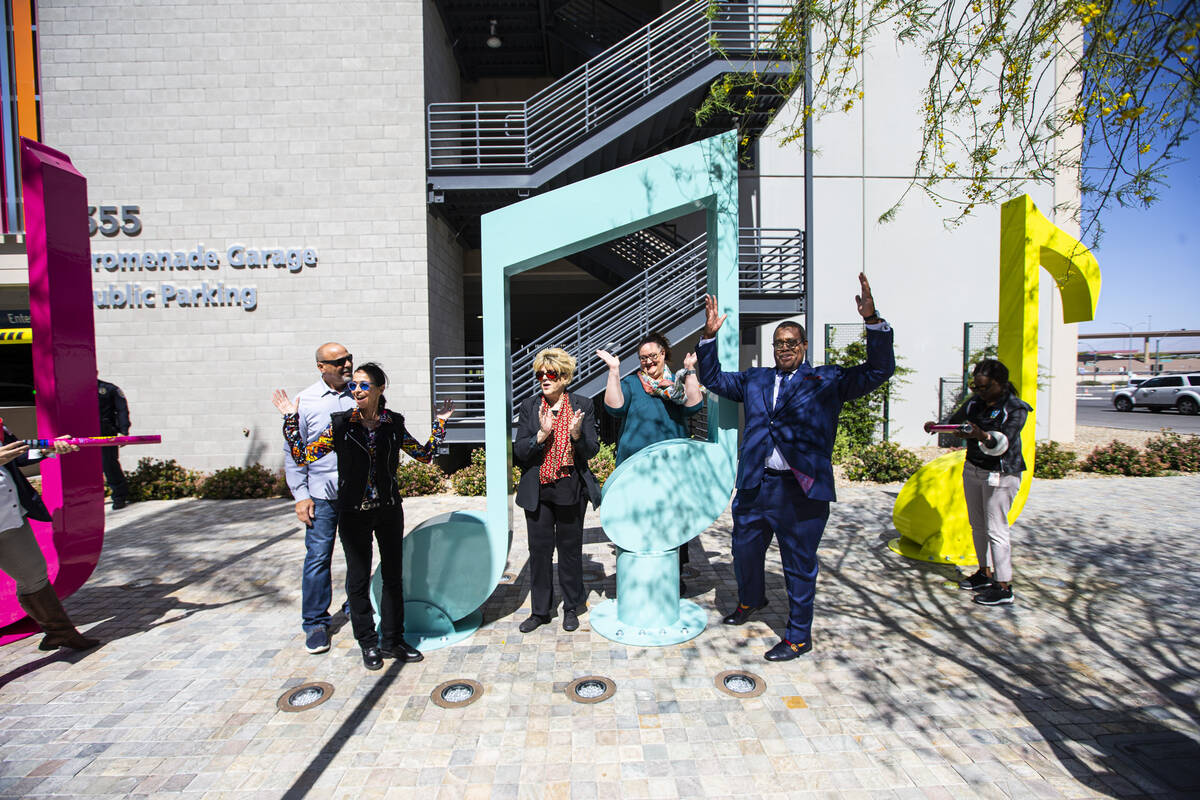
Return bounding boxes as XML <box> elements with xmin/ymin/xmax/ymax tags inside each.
<box><xmin>513</xmin><ymin>347</ymin><xmax>601</xmax><ymax>634</ymax></box>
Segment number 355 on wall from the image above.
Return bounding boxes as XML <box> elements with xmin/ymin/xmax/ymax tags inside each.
<box><xmin>87</xmin><ymin>204</ymin><xmax>141</xmax><ymax>237</ymax></box>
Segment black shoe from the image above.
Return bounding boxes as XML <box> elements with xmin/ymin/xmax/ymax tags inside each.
<box><xmin>361</xmin><ymin>646</ymin><xmax>383</xmax><ymax>670</ymax></box>
<box><xmin>111</xmin><ymin>497</ymin><xmax>127</xmax><ymax>510</ymax></box>
<box><xmin>380</xmin><ymin>640</ymin><xmax>423</xmax><ymax>662</ymax></box>
<box><xmin>721</xmin><ymin>601</ymin><xmax>767</xmax><ymax>626</ymax></box>
<box><xmin>973</xmin><ymin>585</ymin><xmax>1014</xmax><ymax>606</ymax></box>
<box><xmin>958</xmin><ymin>569</ymin><xmax>994</xmax><ymax>591</ymax></box>
<box><xmin>764</xmin><ymin>639</ymin><xmax>812</xmax><ymax>661</ymax></box>
<box><xmin>519</xmin><ymin>614</ymin><xmax>550</xmax><ymax>633</ymax></box>
<box><xmin>562</xmin><ymin>609</ymin><xmax>579</xmax><ymax>632</ymax></box>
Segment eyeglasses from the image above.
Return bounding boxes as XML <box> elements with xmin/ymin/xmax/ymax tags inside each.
<box><xmin>638</xmin><ymin>353</ymin><xmax>663</xmax><ymax>363</ymax></box>
<box><xmin>319</xmin><ymin>354</ymin><xmax>353</xmax><ymax>366</ymax></box>
<box><xmin>346</xmin><ymin>381</ymin><xmax>373</xmax><ymax>391</ymax></box>
<box><xmin>772</xmin><ymin>339</ymin><xmax>805</xmax><ymax>351</ymax></box>
<box><xmin>535</xmin><ymin>370</ymin><xmax>560</xmax><ymax>382</ymax></box>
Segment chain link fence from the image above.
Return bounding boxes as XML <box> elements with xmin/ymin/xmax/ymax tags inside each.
<box><xmin>963</xmin><ymin>322</ymin><xmax>999</xmax><ymax>383</ymax></box>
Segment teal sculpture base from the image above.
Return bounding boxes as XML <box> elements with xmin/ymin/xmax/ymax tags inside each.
<box><xmin>402</xmin><ymin>601</ymin><xmax>483</xmax><ymax>652</ymax></box>
<box><xmin>589</xmin><ymin>548</ymin><xmax>707</xmax><ymax>646</ymax></box>
<box><xmin>369</xmin><ymin>569</ymin><xmax>483</xmax><ymax>652</ymax></box>
<box><xmin>590</xmin><ymin>598</ymin><xmax>707</xmax><ymax>647</ymax></box>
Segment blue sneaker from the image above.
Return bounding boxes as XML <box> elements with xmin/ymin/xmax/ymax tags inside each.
<box><xmin>304</xmin><ymin>627</ymin><xmax>330</xmax><ymax>654</ymax></box>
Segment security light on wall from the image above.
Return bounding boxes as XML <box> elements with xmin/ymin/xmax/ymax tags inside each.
<box><xmin>486</xmin><ymin>19</ymin><xmax>502</xmax><ymax>49</ymax></box>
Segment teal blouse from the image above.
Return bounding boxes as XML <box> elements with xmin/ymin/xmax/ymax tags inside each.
<box><xmin>604</xmin><ymin>373</ymin><xmax>704</xmax><ymax>465</ymax></box>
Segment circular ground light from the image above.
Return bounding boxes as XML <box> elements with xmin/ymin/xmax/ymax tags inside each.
<box><xmin>498</xmin><ymin>572</ymin><xmax>517</xmax><ymax>584</ymax></box>
<box><xmin>431</xmin><ymin>679</ymin><xmax>484</xmax><ymax>709</ymax></box>
<box><xmin>276</xmin><ymin>681</ymin><xmax>334</xmax><ymax>713</ymax></box>
<box><xmin>714</xmin><ymin>670</ymin><xmax>766</xmax><ymax>698</ymax></box>
<box><xmin>565</xmin><ymin>675</ymin><xmax>616</xmax><ymax>704</ymax></box>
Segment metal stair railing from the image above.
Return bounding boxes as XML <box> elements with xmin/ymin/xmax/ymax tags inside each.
<box><xmin>427</xmin><ymin>1</ymin><xmax>792</xmax><ymax>171</ymax></box>
<box><xmin>433</xmin><ymin>228</ymin><xmax>804</xmax><ymax>421</ymax></box>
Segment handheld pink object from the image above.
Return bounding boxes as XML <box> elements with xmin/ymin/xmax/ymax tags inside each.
<box><xmin>926</xmin><ymin>423</ymin><xmax>971</xmax><ymax>434</ymax></box>
<box><xmin>0</xmin><ymin>139</ymin><xmax>106</xmax><ymax>644</ymax></box>
<box><xmin>23</xmin><ymin>435</ymin><xmax>162</xmax><ymax>448</ymax></box>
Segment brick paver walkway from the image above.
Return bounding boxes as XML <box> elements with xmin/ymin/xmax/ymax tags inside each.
<box><xmin>1</xmin><ymin>475</ymin><xmax>1197</xmax><ymax>799</ymax></box>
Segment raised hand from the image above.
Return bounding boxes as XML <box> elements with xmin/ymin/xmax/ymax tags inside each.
<box><xmin>855</xmin><ymin>272</ymin><xmax>877</xmax><ymax>319</ymax></box>
<box><xmin>702</xmin><ymin>294</ymin><xmax>727</xmax><ymax>339</ymax></box>
<box><xmin>568</xmin><ymin>409</ymin><xmax>585</xmax><ymax>440</ymax></box>
<box><xmin>436</xmin><ymin>399</ymin><xmax>455</xmax><ymax>421</ymax></box>
<box><xmin>272</xmin><ymin>389</ymin><xmax>297</xmax><ymax>416</ymax></box>
<box><xmin>683</xmin><ymin>351</ymin><xmax>698</xmax><ymax>371</ymax></box>
<box><xmin>596</xmin><ymin>349</ymin><xmax>620</xmax><ymax>370</ymax></box>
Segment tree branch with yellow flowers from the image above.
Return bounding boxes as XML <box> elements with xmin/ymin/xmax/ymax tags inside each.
<box><xmin>696</xmin><ymin>0</ymin><xmax>1200</xmax><ymax>243</ymax></box>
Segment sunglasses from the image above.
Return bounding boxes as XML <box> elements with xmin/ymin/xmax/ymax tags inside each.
<box><xmin>346</xmin><ymin>381</ymin><xmax>374</xmax><ymax>392</ymax></box>
<box><xmin>535</xmin><ymin>371</ymin><xmax>560</xmax><ymax>382</ymax></box>
<box><xmin>772</xmin><ymin>339</ymin><xmax>805</xmax><ymax>351</ymax></box>
<box><xmin>319</xmin><ymin>354</ymin><xmax>353</xmax><ymax>366</ymax></box>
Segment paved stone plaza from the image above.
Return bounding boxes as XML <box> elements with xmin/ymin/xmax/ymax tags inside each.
<box><xmin>1</xmin><ymin>475</ymin><xmax>1198</xmax><ymax>799</ymax></box>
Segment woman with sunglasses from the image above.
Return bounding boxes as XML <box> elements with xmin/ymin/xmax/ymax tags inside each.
<box><xmin>274</xmin><ymin>362</ymin><xmax>453</xmax><ymax>669</ymax></box>
<box><xmin>596</xmin><ymin>332</ymin><xmax>704</xmax><ymax>590</ymax></box>
<box><xmin>513</xmin><ymin>348</ymin><xmax>602</xmax><ymax>634</ymax></box>
<box><xmin>924</xmin><ymin>358</ymin><xmax>1030</xmax><ymax>607</ymax></box>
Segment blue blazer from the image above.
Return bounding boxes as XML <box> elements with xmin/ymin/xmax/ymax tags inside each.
<box><xmin>696</xmin><ymin>326</ymin><xmax>895</xmax><ymax>502</ymax></box>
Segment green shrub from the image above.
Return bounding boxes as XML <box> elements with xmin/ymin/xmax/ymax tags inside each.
<box><xmin>396</xmin><ymin>458</ymin><xmax>446</xmax><ymax>496</ymax></box>
<box><xmin>1143</xmin><ymin>431</ymin><xmax>1200</xmax><ymax>472</ymax></box>
<box><xmin>1034</xmin><ymin>440</ymin><xmax>1077</xmax><ymax>479</ymax></box>
<box><xmin>1081</xmin><ymin>441</ymin><xmax>1163</xmax><ymax>476</ymax></box>
<box><xmin>450</xmin><ymin>448</ymin><xmax>518</xmax><ymax>496</ymax></box>
<box><xmin>126</xmin><ymin>457</ymin><xmax>204</xmax><ymax>501</ymax></box>
<box><xmin>843</xmin><ymin>441</ymin><xmax>922</xmax><ymax>483</ymax></box>
<box><xmin>198</xmin><ymin>463</ymin><xmax>286</xmax><ymax>499</ymax></box>
<box><xmin>589</xmin><ymin>442</ymin><xmax>617</xmax><ymax>488</ymax></box>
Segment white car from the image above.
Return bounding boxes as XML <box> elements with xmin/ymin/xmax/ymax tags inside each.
<box><xmin>1112</xmin><ymin>374</ymin><xmax>1200</xmax><ymax>415</ymax></box>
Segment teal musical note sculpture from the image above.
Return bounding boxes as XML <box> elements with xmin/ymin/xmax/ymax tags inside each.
<box><xmin>480</xmin><ymin>131</ymin><xmax>740</xmax><ymax>647</ymax></box>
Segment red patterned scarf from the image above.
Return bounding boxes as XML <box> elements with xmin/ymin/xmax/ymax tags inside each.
<box><xmin>538</xmin><ymin>393</ymin><xmax>575</xmax><ymax>484</ymax></box>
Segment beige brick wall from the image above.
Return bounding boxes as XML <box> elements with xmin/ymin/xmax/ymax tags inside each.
<box><xmin>37</xmin><ymin>0</ymin><xmax>441</xmax><ymax>470</ymax></box>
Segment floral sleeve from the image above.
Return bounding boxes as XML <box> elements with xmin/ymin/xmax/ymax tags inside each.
<box><xmin>282</xmin><ymin>414</ymin><xmax>334</xmax><ymax>465</ymax></box>
<box><xmin>400</xmin><ymin>418</ymin><xmax>446</xmax><ymax>464</ymax></box>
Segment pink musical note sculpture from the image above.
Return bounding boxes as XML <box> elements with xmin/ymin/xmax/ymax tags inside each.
<box><xmin>0</xmin><ymin>139</ymin><xmax>105</xmax><ymax>645</ymax></box>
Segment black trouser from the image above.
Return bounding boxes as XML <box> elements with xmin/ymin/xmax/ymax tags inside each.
<box><xmin>338</xmin><ymin>503</ymin><xmax>404</xmax><ymax>649</ymax></box>
<box><xmin>524</xmin><ymin>496</ymin><xmax>587</xmax><ymax>617</ymax></box>
<box><xmin>101</xmin><ymin>446</ymin><xmax>128</xmax><ymax>502</ymax></box>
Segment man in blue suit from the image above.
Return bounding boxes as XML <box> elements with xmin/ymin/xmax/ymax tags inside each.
<box><xmin>697</xmin><ymin>273</ymin><xmax>894</xmax><ymax>661</ymax></box>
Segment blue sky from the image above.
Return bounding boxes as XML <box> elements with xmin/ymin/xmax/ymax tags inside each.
<box><xmin>1078</xmin><ymin>134</ymin><xmax>1200</xmax><ymax>354</ymax></box>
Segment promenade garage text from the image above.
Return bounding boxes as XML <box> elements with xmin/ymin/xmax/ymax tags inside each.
<box><xmin>91</xmin><ymin>244</ymin><xmax>318</xmax><ymax>312</ymax></box>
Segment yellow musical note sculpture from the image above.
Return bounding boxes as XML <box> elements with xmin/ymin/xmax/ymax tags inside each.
<box><xmin>890</xmin><ymin>195</ymin><xmax>1101</xmax><ymax>564</ymax></box>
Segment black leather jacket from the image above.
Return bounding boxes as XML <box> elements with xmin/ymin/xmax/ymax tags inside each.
<box><xmin>330</xmin><ymin>409</ymin><xmax>404</xmax><ymax>511</ymax></box>
<box><xmin>949</xmin><ymin>391</ymin><xmax>1032</xmax><ymax>474</ymax></box>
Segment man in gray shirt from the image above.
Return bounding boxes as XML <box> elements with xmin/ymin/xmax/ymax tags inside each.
<box><xmin>282</xmin><ymin>342</ymin><xmax>355</xmax><ymax>654</ymax></box>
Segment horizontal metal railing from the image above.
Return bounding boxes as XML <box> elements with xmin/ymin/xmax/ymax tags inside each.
<box><xmin>427</xmin><ymin>1</ymin><xmax>793</xmax><ymax>171</ymax></box>
<box><xmin>434</xmin><ymin>228</ymin><xmax>804</xmax><ymax>420</ymax></box>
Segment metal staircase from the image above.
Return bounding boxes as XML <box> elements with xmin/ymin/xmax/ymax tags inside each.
<box><xmin>435</xmin><ymin>227</ymin><xmax>804</xmax><ymax>442</ymax></box>
<box><xmin>427</xmin><ymin>1</ymin><xmax>796</xmax><ymax>243</ymax></box>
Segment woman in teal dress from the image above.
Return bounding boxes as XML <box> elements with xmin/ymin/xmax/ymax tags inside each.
<box><xmin>596</xmin><ymin>332</ymin><xmax>704</xmax><ymax>592</ymax></box>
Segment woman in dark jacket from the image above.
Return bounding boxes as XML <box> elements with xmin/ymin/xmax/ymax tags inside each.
<box><xmin>926</xmin><ymin>358</ymin><xmax>1031</xmax><ymax>607</ymax></box>
<box><xmin>0</xmin><ymin>426</ymin><xmax>94</xmax><ymax>651</ymax></box>
<box><xmin>276</xmin><ymin>362</ymin><xmax>452</xmax><ymax>669</ymax></box>
<box><xmin>513</xmin><ymin>347</ymin><xmax>601</xmax><ymax>634</ymax></box>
